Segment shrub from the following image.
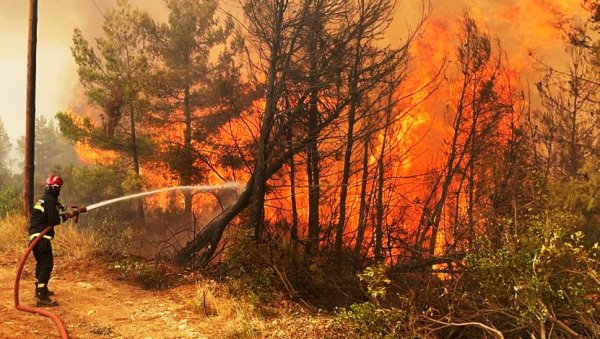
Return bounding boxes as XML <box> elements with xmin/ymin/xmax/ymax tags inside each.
<box><xmin>335</xmin><ymin>264</ymin><xmax>424</xmax><ymax>338</ymax></box>
<box><xmin>0</xmin><ymin>183</ymin><xmax>22</xmax><ymax>217</ymax></box>
<box><xmin>463</xmin><ymin>211</ymin><xmax>599</xmax><ymax>337</ymax></box>
<box><xmin>109</xmin><ymin>258</ymin><xmax>179</xmax><ymax>290</ymax></box>
<box><xmin>223</xmin><ymin>228</ymin><xmax>284</xmax><ymax>303</ymax></box>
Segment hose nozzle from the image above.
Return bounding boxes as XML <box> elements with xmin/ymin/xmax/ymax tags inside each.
<box><xmin>70</xmin><ymin>206</ymin><xmax>87</xmax><ymax>223</ymax></box>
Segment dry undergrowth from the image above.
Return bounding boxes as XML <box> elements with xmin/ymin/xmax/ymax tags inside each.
<box><xmin>178</xmin><ymin>279</ymin><xmax>340</xmax><ymax>338</ymax></box>
<box><xmin>183</xmin><ymin>280</ymin><xmax>266</xmax><ymax>337</ymax></box>
<box><xmin>0</xmin><ymin>215</ymin><xmax>340</xmax><ymax>338</ymax></box>
<box><xmin>0</xmin><ymin>214</ymin><xmax>28</xmax><ymax>253</ymax></box>
<box><xmin>0</xmin><ymin>214</ymin><xmax>103</xmax><ymax>259</ymax></box>
<box><xmin>52</xmin><ymin>222</ymin><xmax>104</xmax><ymax>259</ymax></box>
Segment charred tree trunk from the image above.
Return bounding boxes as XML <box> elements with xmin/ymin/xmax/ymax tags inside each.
<box><xmin>374</xmin><ymin>106</ymin><xmax>390</xmax><ymax>261</ymax></box>
<box><xmin>183</xmin><ymin>84</ymin><xmax>193</xmax><ymax>214</ymax></box>
<box><xmin>177</xmin><ymin>177</ymin><xmax>255</xmax><ymax>265</ymax></box>
<box><xmin>251</xmin><ymin>156</ymin><xmax>267</xmax><ymax>243</ymax></box>
<box><xmin>568</xmin><ymin>74</ymin><xmax>579</xmax><ymax>178</ymax></box>
<box><xmin>306</xmin><ymin>122</ymin><xmax>320</xmax><ymax>254</ymax></box>
<box><xmin>375</xmin><ymin>151</ymin><xmax>385</xmax><ymax>260</ymax></box>
<box><xmin>129</xmin><ymin>103</ymin><xmax>145</xmax><ymax>226</ymax></box>
<box><xmin>249</xmin><ymin>0</ymin><xmax>285</xmax><ymax>242</ymax></box>
<box><xmin>353</xmin><ymin>137</ymin><xmax>370</xmax><ymax>261</ymax></box>
<box><xmin>467</xmin><ymin>87</ymin><xmax>478</xmax><ymax>247</ymax></box>
<box><xmin>288</xmin><ymin>129</ymin><xmax>299</xmax><ymax>253</ymax></box>
<box><xmin>335</xmin><ymin>32</ymin><xmax>362</xmax><ymax>255</ymax></box>
<box><xmin>306</xmin><ymin>4</ymin><xmax>322</xmax><ymax>256</ymax></box>
<box><xmin>335</xmin><ymin>106</ymin><xmax>356</xmax><ymax>254</ymax></box>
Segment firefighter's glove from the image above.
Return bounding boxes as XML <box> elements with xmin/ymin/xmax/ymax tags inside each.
<box><xmin>60</xmin><ymin>212</ymin><xmax>73</xmax><ymax>223</ymax></box>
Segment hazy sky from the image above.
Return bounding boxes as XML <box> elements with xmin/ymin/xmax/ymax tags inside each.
<box><xmin>0</xmin><ymin>0</ymin><xmax>587</xmax><ymax>145</ymax></box>
<box><xmin>0</xmin><ymin>0</ymin><xmax>166</xmax><ymax>144</ymax></box>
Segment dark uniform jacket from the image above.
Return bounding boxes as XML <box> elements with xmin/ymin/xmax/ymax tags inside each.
<box><xmin>29</xmin><ymin>190</ymin><xmax>66</xmax><ymax>239</ymax></box>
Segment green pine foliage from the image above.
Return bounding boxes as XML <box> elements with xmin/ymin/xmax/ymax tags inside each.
<box><xmin>0</xmin><ymin>118</ymin><xmax>20</xmax><ymax>216</ymax></box>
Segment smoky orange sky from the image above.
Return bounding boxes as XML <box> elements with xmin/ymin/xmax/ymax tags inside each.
<box><xmin>0</xmin><ymin>0</ymin><xmax>587</xmax><ymax>144</ymax></box>
<box><xmin>0</xmin><ymin>0</ymin><xmax>166</xmax><ymax>143</ymax></box>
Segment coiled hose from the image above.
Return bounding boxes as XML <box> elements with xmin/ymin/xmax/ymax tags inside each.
<box><xmin>14</xmin><ymin>225</ymin><xmax>69</xmax><ymax>339</ymax></box>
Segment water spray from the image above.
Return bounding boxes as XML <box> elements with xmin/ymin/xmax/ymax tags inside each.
<box><xmin>85</xmin><ymin>182</ymin><xmax>244</xmax><ymax>211</ymax></box>
<box><xmin>15</xmin><ymin>182</ymin><xmax>244</xmax><ymax>338</ymax></box>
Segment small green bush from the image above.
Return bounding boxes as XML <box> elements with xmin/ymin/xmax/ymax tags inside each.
<box><xmin>0</xmin><ymin>175</ymin><xmax>22</xmax><ymax>217</ymax></box>
<box><xmin>109</xmin><ymin>258</ymin><xmax>176</xmax><ymax>290</ymax></box>
<box><xmin>224</xmin><ymin>228</ymin><xmax>284</xmax><ymax>303</ymax></box>
<box><xmin>335</xmin><ymin>264</ymin><xmax>423</xmax><ymax>338</ymax></box>
<box><xmin>464</xmin><ymin>210</ymin><xmax>599</xmax><ymax>336</ymax></box>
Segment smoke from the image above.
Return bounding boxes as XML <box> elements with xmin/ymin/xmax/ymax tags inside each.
<box><xmin>0</xmin><ymin>0</ymin><xmax>168</xmax><ymax>142</ymax></box>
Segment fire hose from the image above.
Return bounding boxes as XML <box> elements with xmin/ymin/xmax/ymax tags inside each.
<box><xmin>14</xmin><ymin>206</ymin><xmax>87</xmax><ymax>339</ymax></box>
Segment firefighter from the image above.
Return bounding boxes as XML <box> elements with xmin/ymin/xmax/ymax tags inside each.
<box><xmin>28</xmin><ymin>174</ymin><xmax>72</xmax><ymax>307</ymax></box>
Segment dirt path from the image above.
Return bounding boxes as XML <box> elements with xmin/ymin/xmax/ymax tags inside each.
<box><xmin>0</xmin><ymin>251</ymin><xmax>337</xmax><ymax>339</ymax></box>
<box><xmin>0</xmin><ymin>252</ymin><xmax>229</xmax><ymax>338</ymax></box>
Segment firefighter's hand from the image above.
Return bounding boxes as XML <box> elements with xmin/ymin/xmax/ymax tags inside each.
<box><xmin>60</xmin><ymin>212</ymin><xmax>73</xmax><ymax>222</ymax></box>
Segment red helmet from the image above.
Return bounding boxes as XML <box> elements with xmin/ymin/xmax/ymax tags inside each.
<box><xmin>45</xmin><ymin>174</ymin><xmax>64</xmax><ymax>189</ymax></box>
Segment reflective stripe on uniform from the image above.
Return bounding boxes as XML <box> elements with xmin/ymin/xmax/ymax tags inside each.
<box><xmin>34</xmin><ymin>203</ymin><xmax>44</xmax><ymax>212</ymax></box>
<box><xmin>29</xmin><ymin>233</ymin><xmax>53</xmax><ymax>241</ymax></box>
<box><xmin>37</xmin><ymin>283</ymin><xmax>46</xmax><ymax>288</ymax></box>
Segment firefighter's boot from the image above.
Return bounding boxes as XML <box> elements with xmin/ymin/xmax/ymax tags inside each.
<box><xmin>36</xmin><ymin>286</ymin><xmax>58</xmax><ymax>307</ymax></box>
<box><xmin>35</xmin><ymin>282</ymin><xmax>54</xmax><ymax>296</ymax></box>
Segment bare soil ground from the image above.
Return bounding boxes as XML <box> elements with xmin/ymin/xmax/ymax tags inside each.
<box><xmin>0</xmin><ymin>251</ymin><xmax>337</xmax><ymax>339</ymax></box>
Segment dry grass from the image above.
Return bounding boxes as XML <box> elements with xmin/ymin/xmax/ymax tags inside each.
<box><xmin>0</xmin><ymin>214</ymin><xmax>28</xmax><ymax>253</ymax></box>
<box><xmin>0</xmin><ymin>214</ymin><xmax>104</xmax><ymax>260</ymax></box>
<box><xmin>53</xmin><ymin>223</ymin><xmax>104</xmax><ymax>259</ymax></box>
<box><xmin>182</xmin><ymin>280</ymin><xmax>339</xmax><ymax>338</ymax></box>
<box><xmin>180</xmin><ymin>280</ymin><xmax>266</xmax><ymax>337</ymax></box>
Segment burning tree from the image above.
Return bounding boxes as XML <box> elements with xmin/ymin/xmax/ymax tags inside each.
<box><xmin>176</xmin><ymin>0</ymin><xmax>425</xmax><ymax>265</ymax></box>
<box><xmin>58</xmin><ymin>0</ymin><xmax>154</xmax><ymax>224</ymax></box>
<box><xmin>145</xmin><ymin>0</ymin><xmax>247</xmax><ymax>215</ymax></box>
<box><xmin>410</xmin><ymin>12</ymin><xmax>519</xmax><ymax>265</ymax></box>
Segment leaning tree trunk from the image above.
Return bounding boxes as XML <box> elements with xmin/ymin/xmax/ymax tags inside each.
<box><xmin>177</xmin><ymin>151</ymin><xmax>293</xmax><ymax>265</ymax></box>
<box><xmin>176</xmin><ymin>176</ymin><xmax>255</xmax><ymax>265</ymax></box>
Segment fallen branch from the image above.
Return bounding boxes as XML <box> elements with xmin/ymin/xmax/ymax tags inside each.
<box><xmin>548</xmin><ymin>315</ymin><xmax>583</xmax><ymax>338</ymax></box>
<box><xmin>390</xmin><ymin>255</ymin><xmax>465</xmax><ymax>274</ymax></box>
<box><xmin>422</xmin><ymin>315</ymin><xmax>504</xmax><ymax>339</ymax></box>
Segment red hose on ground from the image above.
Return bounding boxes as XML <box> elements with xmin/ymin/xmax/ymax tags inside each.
<box><xmin>14</xmin><ymin>225</ymin><xmax>69</xmax><ymax>339</ymax></box>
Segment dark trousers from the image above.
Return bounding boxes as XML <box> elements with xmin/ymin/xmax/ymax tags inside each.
<box><xmin>32</xmin><ymin>238</ymin><xmax>54</xmax><ymax>288</ymax></box>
